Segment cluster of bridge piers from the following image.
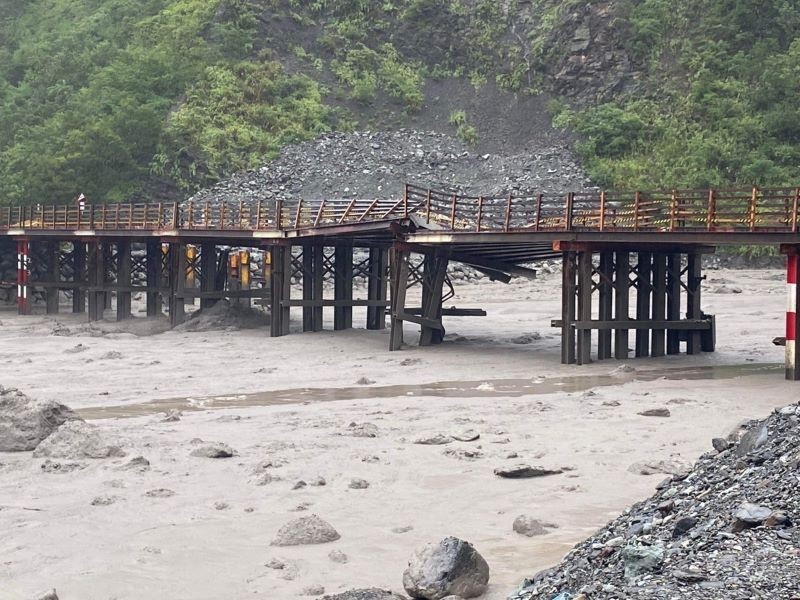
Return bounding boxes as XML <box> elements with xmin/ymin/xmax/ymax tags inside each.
<box><xmin>5</xmin><ymin>236</ymin><xmax>800</xmax><ymax>380</ymax></box>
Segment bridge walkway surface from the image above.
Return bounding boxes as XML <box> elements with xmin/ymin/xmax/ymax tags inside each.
<box><xmin>2</xmin><ymin>183</ymin><xmax>800</xmax><ymax>379</ymax></box>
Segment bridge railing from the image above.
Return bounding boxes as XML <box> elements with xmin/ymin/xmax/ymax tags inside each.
<box><xmin>405</xmin><ymin>184</ymin><xmax>800</xmax><ymax>233</ymax></box>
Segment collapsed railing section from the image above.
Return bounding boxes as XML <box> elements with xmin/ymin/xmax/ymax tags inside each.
<box><xmin>404</xmin><ymin>183</ymin><xmax>800</xmax><ymax>233</ymax></box>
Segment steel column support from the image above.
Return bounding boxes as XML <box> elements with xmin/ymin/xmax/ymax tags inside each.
<box><xmin>597</xmin><ymin>251</ymin><xmax>613</xmax><ymax>360</ymax></box>
<box><xmin>168</xmin><ymin>242</ymin><xmax>187</xmax><ymax>327</ymax></box>
<box><xmin>666</xmin><ymin>254</ymin><xmax>681</xmax><ymax>355</ymax></box>
<box><xmin>45</xmin><ymin>240</ymin><xmax>59</xmax><ymax>314</ymax></box>
<box><xmin>269</xmin><ymin>245</ymin><xmax>291</xmax><ymax>337</ymax></box>
<box><xmin>302</xmin><ymin>246</ymin><xmax>321</xmax><ymax>332</ymax></box>
<box><xmin>614</xmin><ymin>251</ymin><xmax>630</xmax><ymax>359</ymax></box>
<box><xmin>146</xmin><ymin>240</ymin><xmax>161</xmax><ymax>317</ymax></box>
<box><xmin>686</xmin><ymin>253</ymin><xmax>702</xmax><ymax>355</ymax></box>
<box><xmin>419</xmin><ymin>250</ymin><xmax>449</xmax><ymax>346</ymax></box>
<box><xmin>576</xmin><ymin>251</ymin><xmax>593</xmax><ymax>365</ymax></box>
<box><xmin>635</xmin><ymin>252</ymin><xmax>652</xmax><ymax>357</ymax></box>
<box><xmin>651</xmin><ymin>253</ymin><xmax>667</xmax><ymax>357</ymax></box>
<box><xmin>87</xmin><ymin>242</ymin><xmax>105</xmax><ymax>322</ymax></box>
<box><xmin>116</xmin><ymin>240</ymin><xmax>132</xmax><ymax>320</ymax></box>
<box><xmin>389</xmin><ymin>247</ymin><xmax>411</xmax><ymax>351</ymax></box>
<box><xmin>72</xmin><ymin>242</ymin><xmax>86</xmax><ymax>314</ymax></box>
<box><xmin>200</xmin><ymin>242</ymin><xmax>217</xmax><ymax>310</ymax></box>
<box><xmin>560</xmin><ymin>251</ymin><xmax>577</xmax><ymax>365</ymax></box>
<box><xmin>334</xmin><ymin>245</ymin><xmax>353</xmax><ymax>331</ymax></box>
<box><xmin>367</xmin><ymin>247</ymin><xmax>388</xmax><ymax>330</ymax></box>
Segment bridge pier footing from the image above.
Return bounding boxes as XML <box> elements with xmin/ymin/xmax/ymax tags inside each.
<box><xmin>557</xmin><ymin>245</ymin><xmax>715</xmax><ymax>364</ymax></box>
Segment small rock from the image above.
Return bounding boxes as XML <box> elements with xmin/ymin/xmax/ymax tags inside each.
<box><xmin>494</xmin><ymin>464</ymin><xmax>562</xmax><ymax>478</ymax></box>
<box><xmin>329</xmin><ymin>550</ymin><xmax>349</xmax><ymax>563</ymax></box>
<box><xmin>161</xmin><ymin>409</ymin><xmax>182</xmax><ymax>422</ymax></box>
<box><xmin>35</xmin><ymin>590</ymin><xmax>59</xmax><ymax>600</ymax></box>
<box><xmin>638</xmin><ymin>408</ymin><xmax>671</xmax><ymax>418</ymax></box>
<box><xmin>451</xmin><ymin>429</ymin><xmax>480</xmax><ymax>442</ymax></box>
<box><xmin>349</xmin><ymin>478</ymin><xmax>370</xmax><ymax>489</ymax></box>
<box><xmin>414</xmin><ymin>433</ymin><xmax>453</xmax><ymax>445</ymax></box>
<box><xmin>144</xmin><ymin>488</ymin><xmax>175</xmax><ymax>498</ymax></box>
<box><xmin>32</xmin><ymin>421</ymin><xmax>125</xmax><ymax>459</ymax></box>
<box><xmin>355</xmin><ymin>377</ymin><xmax>375</xmax><ymax>385</ymax></box>
<box><xmin>735</xmin><ymin>424</ymin><xmax>769</xmax><ymax>457</ymax></box>
<box><xmin>513</xmin><ymin>516</ymin><xmax>557</xmax><ymax>537</ymax></box>
<box><xmin>712</xmin><ymin>438</ymin><xmax>730</xmax><ymax>453</ymax></box>
<box><xmin>732</xmin><ymin>502</ymin><xmax>772</xmax><ymax>531</ymax></box>
<box><xmin>302</xmin><ymin>584</ymin><xmax>325</xmax><ymax>596</ymax></box>
<box><xmin>190</xmin><ymin>443</ymin><xmax>235</xmax><ymax>458</ymax></box>
<box><xmin>293</xmin><ymin>480</ymin><xmax>308</xmax><ymax>490</ymax></box>
<box><xmin>672</xmin><ymin>516</ymin><xmax>697</xmax><ymax>538</ymax></box>
<box><xmin>392</xmin><ymin>525</ymin><xmax>414</xmax><ymax>534</ymax></box>
<box><xmin>621</xmin><ymin>543</ymin><xmax>664</xmax><ymax>581</ymax></box>
<box><xmin>321</xmin><ymin>590</ymin><xmax>406</xmax><ymax>600</ymax></box>
<box><xmin>214</xmin><ymin>501</ymin><xmax>230</xmax><ymax>510</ymax></box>
<box><xmin>117</xmin><ymin>456</ymin><xmax>151</xmax><ymax>472</ymax></box>
<box><xmin>347</xmin><ymin>422</ymin><xmax>379</xmax><ymax>438</ymax></box>
<box><xmin>91</xmin><ymin>495</ymin><xmax>118</xmax><ymax>506</ymax></box>
<box><xmin>272</xmin><ymin>514</ymin><xmax>341</xmax><ymax>546</ymax></box>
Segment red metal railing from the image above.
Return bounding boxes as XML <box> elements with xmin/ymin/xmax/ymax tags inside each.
<box><xmin>1</xmin><ymin>184</ymin><xmax>799</xmax><ymax>234</ymax></box>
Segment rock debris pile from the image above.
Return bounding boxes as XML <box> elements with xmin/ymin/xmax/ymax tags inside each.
<box><xmin>188</xmin><ymin>130</ymin><xmax>589</xmax><ymax>207</ymax></box>
<box><xmin>510</xmin><ymin>403</ymin><xmax>800</xmax><ymax>600</ymax></box>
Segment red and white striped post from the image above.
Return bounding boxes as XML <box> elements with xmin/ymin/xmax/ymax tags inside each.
<box><xmin>17</xmin><ymin>239</ymin><xmax>30</xmax><ymax>315</ymax></box>
<box><xmin>786</xmin><ymin>251</ymin><xmax>800</xmax><ymax>380</ymax></box>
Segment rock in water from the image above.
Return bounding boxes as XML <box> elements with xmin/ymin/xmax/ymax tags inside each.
<box><xmin>513</xmin><ymin>516</ymin><xmax>557</xmax><ymax>537</ymax></box>
<box><xmin>0</xmin><ymin>388</ymin><xmax>80</xmax><ymax>451</ymax></box>
<box><xmin>32</xmin><ymin>421</ymin><xmax>124</xmax><ymax>459</ymax></box>
<box><xmin>494</xmin><ymin>464</ymin><xmax>563</xmax><ymax>478</ymax></box>
<box><xmin>321</xmin><ymin>590</ymin><xmax>406</xmax><ymax>600</ymax></box>
<box><xmin>402</xmin><ymin>537</ymin><xmax>490</xmax><ymax>599</ymax></box>
<box><xmin>35</xmin><ymin>590</ymin><xmax>59</xmax><ymax>600</ymax></box>
<box><xmin>271</xmin><ymin>514</ymin><xmax>341</xmax><ymax>546</ymax></box>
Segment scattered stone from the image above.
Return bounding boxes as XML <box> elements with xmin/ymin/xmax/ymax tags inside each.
<box><xmin>160</xmin><ymin>409</ymin><xmax>182</xmax><ymax>422</ymax></box>
<box><xmin>35</xmin><ymin>590</ymin><xmax>59</xmax><ymax>600</ymax></box>
<box><xmin>621</xmin><ymin>543</ymin><xmax>665</xmax><ymax>581</ymax></box>
<box><xmin>414</xmin><ymin>433</ymin><xmax>453</xmax><ymax>445</ymax></box>
<box><xmin>494</xmin><ymin>464</ymin><xmax>563</xmax><ymax>479</ymax></box>
<box><xmin>189</xmin><ymin>443</ymin><xmax>235</xmax><ymax>458</ymax></box>
<box><xmin>602</xmin><ymin>400</ymin><xmax>621</xmax><ymax>407</ymax></box>
<box><xmin>732</xmin><ymin>502</ymin><xmax>772</xmax><ymax>531</ymax></box>
<box><xmin>329</xmin><ymin>550</ymin><xmax>349</xmax><ymax>564</ymax></box>
<box><xmin>355</xmin><ymin>377</ymin><xmax>376</xmax><ymax>385</ymax></box>
<box><xmin>310</xmin><ymin>476</ymin><xmax>327</xmax><ymax>487</ymax></box>
<box><xmin>40</xmin><ymin>459</ymin><xmax>84</xmax><ymax>473</ymax></box>
<box><xmin>511</xmin><ymin>333</ymin><xmax>541</xmax><ymax>344</ymax></box>
<box><xmin>513</xmin><ymin>516</ymin><xmax>558</xmax><ymax>537</ymax></box>
<box><xmin>672</xmin><ymin>516</ymin><xmax>697</xmax><ymax>538</ymax></box>
<box><xmin>253</xmin><ymin>472</ymin><xmax>280</xmax><ymax>486</ymax></box>
<box><xmin>451</xmin><ymin>429</ymin><xmax>480</xmax><ymax>442</ymax></box>
<box><xmin>214</xmin><ymin>501</ymin><xmax>230</xmax><ymax>510</ymax></box>
<box><xmin>349</xmin><ymin>478</ymin><xmax>370</xmax><ymax>489</ymax></box>
<box><xmin>627</xmin><ymin>459</ymin><xmax>691</xmax><ymax>477</ymax></box>
<box><xmin>144</xmin><ymin>488</ymin><xmax>175</xmax><ymax>498</ymax></box>
<box><xmin>63</xmin><ymin>344</ymin><xmax>88</xmax><ymax>354</ymax></box>
<box><xmin>117</xmin><ymin>456</ymin><xmax>151</xmax><ymax>472</ymax></box>
<box><xmin>712</xmin><ymin>437</ymin><xmax>730</xmax><ymax>453</ymax></box>
<box><xmin>302</xmin><ymin>584</ymin><xmax>325</xmax><ymax>596</ymax></box>
<box><xmin>100</xmin><ymin>350</ymin><xmax>123</xmax><ymax>360</ymax></box>
<box><xmin>735</xmin><ymin>423</ymin><xmax>768</xmax><ymax>457</ymax></box>
<box><xmin>638</xmin><ymin>408</ymin><xmax>671</xmax><ymax>417</ymax></box>
<box><xmin>610</xmin><ymin>364</ymin><xmax>635</xmax><ymax>375</ymax></box>
<box><xmin>392</xmin><ymin>525</ymin><xmax>414</xmax><ymax>534</ymax></box>
<box><xmin>321</xmin><ymin>590</ymin><xmax>406</xmax><ymax>600</ymax></box>
<box><xmin>293</xmin><ymin>480</ymin><xmax>308</xmax><ymax>490</ymax></box>
<box><xmin>266</xmin><ymin>558</ymin><xmax>287</xmax><ymax>570</ymax></box>
<box><xmin>271</xmin><ymin>514</ymin><xmax>341</xmax><ymax>546</ymax></box>
<box><xmin>32</xmin><ymin>421</ymin><xmax>125</xmax><ymax>459</ymax></box>
<box><xmin>403</xmin><ymin>537</ymin><xmax>490</xmax><ymax>599</ymax></box>
<box><xmin>443</xmin><ymin>448</ymin><xmax>484</xmax><ymax>460</ymax></box>
<box><xmin>347</xmin><ymin>422</ymin><xmax>379</xmax><ymax>438</ymax></box>
<box><xmin>0</xmin><ymin>389</ymin><xmax>81</xmax><ymax>451</ymax></box>
<box><xmin>90</xmin><ymin>495</ymin><xmax>118</xmax><ymax>506</ymax></box>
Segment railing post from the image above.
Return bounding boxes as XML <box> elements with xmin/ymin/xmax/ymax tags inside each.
<box><xmin>157</xmin><ymin>202</ymin><xmax>163</xmax><ymax>228</ymax></box>
<box><xmin>706</xmin><ymin>189</ymin><xmax>716</xmax><ymax>231</ymax></box>
<box><xmin>450</xmin><ymin>194</ymin><xmax>457</xmax><ymax>230</ymax></box>
<box><xmin>426</xmin><ymin>188</ymin><xmax>432</xmax><ymax>224</ymax></box>
<box><xmin>634</xmin><ymin>191</ymin><xmax>641</xmax><ymax>231</ymax></box>
<box><xmin>256</xmin><ymin>200</ymin><xmax>263</xmax><ymax>229</ymax></box>
<box><xmin>476</xmin><ymin>196</ymin><xmax>484</xmax><ymax>232</ymax></box>
<box><xmin>535</xmin><ymin>194</ymin><xmax>543</xmax><ymax>231</ymax></box>
<box><xmin>239</xmin><ymin>200</ymin><xmax>244</xmax><ymax>229</ymax></box>
<box><xmin>669</xmin><ymin>190</ymin><xmax>677</xmax><ymax>232</ymax></box>
<box><xmin>101</xmin><ymin>203</ymin><xmax>107</xmax><ymax>229</ymax></box>
<box><xmin>295</xmin><ymin>199</ymin><xmax>303</xmax><ymax>228</ymax></box>
<box><xmin>404</xmin><ymin>186</ymin><xmax>409</xmax><ymax>218</ymax></box>
<box><xmin>565</xmin><ymin>192</ymin><xmax>574</xmax><ymax>231</ymax></box>
<box><xmin>599</xmin><ymin>191</ymin><xmax>606</xmax><ymax>231</ymax></box>
<box><xmin>793</xmin><ymin>188</ymin><xmax>800</xmax><ymax>233</ymax></box>
<box><xmin>172</xmin><ymin>202</ymin><xmax>179</xmax><ymax>229</ymax></box>
<box><xmin>220</xmin><ymin>202</ymin><xmax>226</xmax><ymax>230</ymax></box>
<box><xmin>749</xmin><ymin>187</ymin><xmax>758</xmax><ymax>231</ymax></box>
<box><xmin>276</xmin><ymin>199</ymin><xmax>283</xmax><ymax>230</ymax></box>
<box><xmin>504</xmin><ymin>193</ymin><xmax>512</xmax><ymax>232</ymax></box>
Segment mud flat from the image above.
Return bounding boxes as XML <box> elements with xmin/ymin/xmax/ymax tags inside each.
<box><xmin>0</xmin><ymin>268</ymin><xmax>793</xmax><ymax>599</ymax></box>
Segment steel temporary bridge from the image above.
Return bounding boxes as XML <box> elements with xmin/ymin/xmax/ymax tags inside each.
<box><xmin>2</xmin><ymin>183</ymin><xmax>800</xmax><ymax>379</ymax></box>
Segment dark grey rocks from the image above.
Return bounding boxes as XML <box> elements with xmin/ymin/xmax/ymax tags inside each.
<box><xmin>271</xmin><ymin>515</ymin><xmax>340</xmax><ymax>546</ymax></box>
<box><xmin>0</xmin><ymin>387</ymin><xmax>80</xmax><ymax>451</ymax></box>
<box><xmin>189</xmin><ymin>442</ymin><xmax>235</xmax><ymax>458</ymax></box>
<box><xmin>494</xmin><ymin>465</ymin><xmax>563</xmax><ymax>479</ymax></box>
<box><xmin>403</xmin><ymin>537</ymin><xmax>489</xmax><ymax>599</ymax></box>
<box><xmin>32</xmin><ymin>421</ymin><xmax>125</xmax><ymax>459</ymax></box>
<box><xmin>321</xmin><ymin>590</ymin><xmax>406</xmax><ymax>600</ymax></box>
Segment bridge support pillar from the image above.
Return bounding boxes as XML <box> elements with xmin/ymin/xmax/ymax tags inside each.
<box><xmin>116</xmin><ymin>240</ymin><xmax>132</xmax><ymax>321</ymax></box>
<box><xmin>146</xmin><ymin>240</ymin><xmax>162</xmax><ymax>317</ymax></box>
<box><xmin>199</xmin><ymin>243</ymin><xmax>219</xmax><ymax>311</ymax></box>
<box><xmin>419</xmin><ymin>250</ymin><xmax>449</xmax><ymax>346</ymax></box>
<box><xmin>269</xmin><ymin>245</ymin><xmax>291</xmax><ymax>337</ymax></box>
<box><xmin>16</xmin><ymin>239</ymin><xmax>30</xmax><ymax>315</ymax></box>
<box><xmin>301</xmin><ymin>245</ymin><xmax>324</xmax><ymax>332</ymax></box>
<box><xmin>168</xmin><ymin>242</ymin><xmax>187</xmax><ymax>327</ymax></box>
<box><xmin>334</xmin><ymin>245</ymin><xmax>353</xmax><ymax>331</ymax></box>
<box><xmin>367</xmin><ymin>247</ymin><xmax>388</xmax><ymax>330</ymax></box>
<box><xmin>557</xmin><ymin>245</ymin><xmax>713</xmax><ymax>364</ymax></box>
<box><xmin>87</xmin><ymin>241</ymin><xmax>105</xmax><ymax>322</ymax></box>
<box><xmin>72</xmin><ymin>242</ymin><xmax>86</xmax><ymax>314</ymax></box>
<box><xmin>389</xmin><ymin>246</ymin><xmax>411</xmax><ymax>351</ymax></box>
<box><xmin>45</xmin><ymin>240</ymin><xmax>60</xmax><ymax>314</ymax></box>
<box><xmin>783</xmin><ymin>248</ymin><xmax>800</xmax><ymax>380</ymax></box>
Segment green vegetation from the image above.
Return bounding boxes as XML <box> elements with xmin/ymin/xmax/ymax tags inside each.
<box><xmin>556</xmin><ymin>0</ymin><xmax>800</xmax><ymax>190</ymax></box>
<box><xmin>448</xmin><ymin>110</ymin><xmax>478</xmax><ymax>146</ymax></box>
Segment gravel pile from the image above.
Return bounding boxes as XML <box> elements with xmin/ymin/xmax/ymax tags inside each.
<box><xmin>187</xmin><ymin>130</ymin><xmax>590</xmax><ymax>206</ymax></box>
<box><xmin>509</xmin><ymin>403</ymin><xmax>800</xmax><ymax>599</ymax></box>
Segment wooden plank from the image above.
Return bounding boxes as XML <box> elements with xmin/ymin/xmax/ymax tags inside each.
<box><xmin>396</xmin><ymin>311</ymin><xmax>445</xmax><ymax>330</ymax></box>
<box><xmin>561</xmin><ymin>251</ymin><xmax>577</xmax><ymax>364</ymax></box>
<box><xmin>389</xmin><ymin>248</ymin><xmax>410</xmax><ymax>351</ymax></box>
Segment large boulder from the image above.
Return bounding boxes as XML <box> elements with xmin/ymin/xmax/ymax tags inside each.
<box><xmin>271</xmin><ymin>514</ymin><xmax>341</xmax><ymax>546</ymax></box>
<box><xmin>403</xmin><ymin>537</ymin><xmax>490</xmax><ymax>599</ymax></box>
<box><xmin>0</xmin><ymin>387</ymin><xmax>80</xmax><ymax>451</ymax></box>
<box><xmin>32</xmin><ymin>421</ymin><xmax>125</xmax><ymax>459</ymax></box>
<box><xmin>322</xmin><ymin>590</ymin><xmax>405</xmax><ymax>600</ymax></box>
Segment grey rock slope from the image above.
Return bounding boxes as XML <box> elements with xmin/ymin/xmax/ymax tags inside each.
<box><xmin>0</xmin><ymin>387</ymin><xmax>80</xmax><ymax>452</ymax></box>
<box><xmin>510</xmin><ymin>403</ymin><xmax>800</xmax><ymax>599</ymax></box>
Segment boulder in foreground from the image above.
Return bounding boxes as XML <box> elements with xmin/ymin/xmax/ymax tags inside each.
<box><xmin>0</xmin><ymin>387</ymin><xmax>80</xmax><ymax>451</ymax></box>
<box><xmin>271</xmin><ymin>514</ymin><xmax>340</xmax><ymax>546</ymax></box>
<box><xmin>322</xmin><ymin>590</ymin><xmax>406</xmax><ymax>600</ymax></box>
<box><xmin>403</xmin><ymin>536</ymin><xmax>489</xmax><ymax>599</ymax></box>
<box><xmin>32</xmin><ymin>420</ymin><xmax>124</xmax><ymax>459</ymax></box>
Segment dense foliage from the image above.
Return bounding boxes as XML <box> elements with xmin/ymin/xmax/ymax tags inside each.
<box><xmin>0</xmin><ymin>0</ymin><xmax>798</xmax><ymax>203</ymax></box>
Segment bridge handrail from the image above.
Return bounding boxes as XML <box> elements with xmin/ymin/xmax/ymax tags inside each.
<box><xmin>1</xmin><ymin>184</ymin><xmax>799</xmax><ymax>234</ymax></box>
